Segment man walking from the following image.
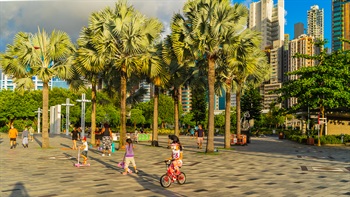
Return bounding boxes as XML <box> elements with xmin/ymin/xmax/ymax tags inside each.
<box><xmin>196</xmin><ymin>124</ymin><xmax>205</xmax><ymax>149</ymax></box>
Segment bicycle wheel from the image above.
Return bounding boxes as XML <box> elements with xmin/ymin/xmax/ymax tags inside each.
<box><xmin>177</xmin><ymin>172</ymin><xmax>186</xmax><ymax>185</ymax></box>
<box><xmin>160</xmin><ymin>174</ymin><xmax>172</xmax><ymax>188</ymax></box>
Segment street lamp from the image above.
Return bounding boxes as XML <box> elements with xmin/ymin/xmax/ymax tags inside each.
<box><xmin>62</xmin><ymin>98</ymin><xmax>74</xmax><ymax>136</ymax></box>
<box><xmin>76</xmin><ymin>93</ymin><xmax>91</xmax><ymax>137</ymax></box>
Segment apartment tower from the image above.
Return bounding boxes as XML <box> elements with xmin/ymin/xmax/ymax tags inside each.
<box><xmin>249</xmin><ymin>0</ymin><xmax>285</xmax><ymax>111</ymax></box>
<box><xmin>307</xmin><ymin>5</ymin><xmax>324</xmax><ymax>41</ymax></box>
<box><xmin>288</xmin><ymin>34</ymin><xmax>319</xmax><ymax>108</ymax></box>
<box><xmin>332</xmin><ymin>0</ymin><xmax>350</xmax><ymax>51</ymax></box>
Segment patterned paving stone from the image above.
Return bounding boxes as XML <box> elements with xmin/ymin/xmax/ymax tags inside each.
<box><xmin>1</xmin><ymin>134</ymin><xmax>349</xmax><ymax>196</ymax></box>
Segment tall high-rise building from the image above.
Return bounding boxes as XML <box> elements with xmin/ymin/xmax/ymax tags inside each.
<box><xmin>139</xmin><ymin>80</ymin><xmax>153</xmax><ymax>102</ymax></box>
<box><xmin>181</xmin><ymin>86</ymin><xmax>192</xmax><ymax>113</ymax></box>
<box><xmin>249</xmin><ymin>0</ymin><xmax>285</xmax><ymax>111</ymax></box>
<box><xmin>307</xmin><ymin>5</ymin><xmax>324</xmax><ymax>41</ymax></box>
<box><xmin>294</xmin><ymin>22</ymin><xmax>304</xmax><ymax>39</ymax></box>
<box><xmin>332</xmin><ymin>0</ymin><xmax>350</xmax><ymax>51</ymax></box>
<box><xmin>288</xmin><ymin>34</ymin><xmax>319</xmax><ymax>107</ymax></box>
<box><xmin>249</xmin><ymin>0</ymin><xmax>285</xmax><ymax>49</ymax></box>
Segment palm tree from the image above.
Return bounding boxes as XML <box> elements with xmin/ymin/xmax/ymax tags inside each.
<box><xmin>216</xmin><ymin>29</ymin><xmax>264</xmax><ymax>148</ymax></box>
<box><xmin>74</xmin><ymin>14</ymin><xmax>111</xmax><ymax>145</ymax></box>
<box><xmin>170</xmin><ymin>0</ymin><xmax>248</xmax><ymax>152</ymax></box>
<box><xmin>163</xmin><ymin>35</ymin><xmax>196</xmax><ymax>136</ymax></box>
<box><xmin>227</xmin><ymin>39</ymin><xmax>269</xmax><ymax>136</ymax></box>
<box><xmin>90</xmin><ymin>1</ymin><xmax>163</xmax><ymax>148</ymax></box>
<box><xmin>0</xmin><ymin>28</ymin><xmax>75</xmax><ymax>148</ymax></box>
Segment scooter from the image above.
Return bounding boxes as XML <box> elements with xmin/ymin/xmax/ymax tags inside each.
<box><xmin>74</xmin><ymin>148</ymin><xmax>90</xmax><ymax>167</ymax></box>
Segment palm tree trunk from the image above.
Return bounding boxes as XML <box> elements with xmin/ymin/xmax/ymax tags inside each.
<box><xmin>174</xmin><ymin>87</ymin><xmax>180</xmax><ymax>136</ymax></box>
<box><xmin>120</xmin><ymin>64</ymin><xmax>127</xmax><ymax>148</ymax></box>
<box><xmin>90</xmin><ymin>82</ymin><xmax>96</xmax><ymax>145</ymax></box>
<box><xmin>320</xmin><ymin>104</ymin><xmax>325</xmax><ymax>137</ymax></box>
<box><xmin>207</xmin><ymin>56</ymin><xmax>215</xmax><ymax>153</ymax></box>
<box><xmin>225</xmin><ymin>89</ymin><xmax>231</xmax><ymax>148</ymax></box>
<box><xmin>236</xmin><ymin>83</ymin><xmax>242</xmax><ymax>135</ymax></box>
<box><xmin>152</xmin><ymin>85</ymin><xmax>159</xmax><ymax>146</ymax></box>
<box><xmin>42</xmin><ymin>82</ymin><xmax>49</xmax><ymax>148</ymax></box>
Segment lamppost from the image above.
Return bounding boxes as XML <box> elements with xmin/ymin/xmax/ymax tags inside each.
<box><xmin>34</xmin><ymin>108</ymin><xmax>42</xmax><ymax>133</ymax></box>
<box><xmin>76</xmin><ymin>93</ymin><xmax>91</xmax><ymax>137</ymax></box>
<box><xmin>62</xmin><ymin>98</ymin><xmax>74</xmax><ymax>136</ymax></box>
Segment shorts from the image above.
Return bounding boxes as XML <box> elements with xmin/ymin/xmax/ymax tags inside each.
<box><xmin>10</xmin><ymin>138</ymin><xmax>16</xmax><ymax>141</ymax></box>
<box><xmin>124</xmin><ymin>157</ymin><xmax>136</xmax><ymax>169</ymax></box>
<box><xmin>197</xmin><ymin>137</ymin><xmax>204</xmax><ymax>144</ymax></box>
<box><xmin>72</xmin><ymin>136</ymin><xmax>78</xmax><ymax>141</ymax></box>
<box><xmin>82</xmin><ymin>151</ymin><xmax>88</xmax><ymax>157</ymax></box>
<box><xmin>102</xmin><ymin>136</ymin><xmax>112</xmax><ymax>150</ymax></box>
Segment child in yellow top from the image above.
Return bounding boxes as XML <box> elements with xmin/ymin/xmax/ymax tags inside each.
<box><xmin>8</xmin><ymin>125</ymin><xmax>18</xmax><ymax>149</ymax></box>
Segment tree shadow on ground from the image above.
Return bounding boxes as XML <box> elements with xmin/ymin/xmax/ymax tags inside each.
<box><xmin>127</xmin><ymin>167</ymin><xmax>187</xmax><ymax>196</ymax></box>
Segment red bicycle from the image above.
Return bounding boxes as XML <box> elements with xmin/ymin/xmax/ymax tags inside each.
<box><xmin>160</xmin><ymin>160</ymin><xmax>186</xmax><ymax>188</ymax></box>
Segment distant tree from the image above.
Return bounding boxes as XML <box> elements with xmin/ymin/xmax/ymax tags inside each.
<box><xmin>275</xmin><ymin>40</ymin><xmax>350</xmax><ymax>136</ymax></box>
<box><xmin>130</xmin><ymin>109</ymin><xmax>145</xmax><ymax>129</ymax></box>
<box><xmin>181</xmin><ymin>112</ymin><xmax>196</xmax><ymax>128</ymax></box>
<box><xmin>157</xmin><ymin>94</ymin><xmax>175</xmax><ymax>128</ymax></box>
<box><xmin>214</xmin><ymin>113</ymin><xmax>225</xmax><ymax>130</ymax></box>
<box><xmin>191</xmin><ymin>86</ymin><xmax>207</xmax><ymax>126</ymax></box>
<box><xmin>0</xmin><ymin>90</ymin><xmax>40</xmax><ymax>127</ymax></box>
<box><xmin>241</xmin><ymin>86</ymin><xmax>263</xmax><ymax>121</ymax></box>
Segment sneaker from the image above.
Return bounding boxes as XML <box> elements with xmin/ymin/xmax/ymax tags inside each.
<box><xmin>135</xmin><ymin>170</ymin><xmax>139</xmax><ymax>174</ymax></box>
<box><xmin>10</xmin><ymin>146</ymin><xmax>13</xmax><ymax>149</ymax></box>
<box><xmin>108</xmin><ymin>154</ymin><xmax>111</xmax><ymax>156</ymax></box>
<box><xmin>102</xmin><ymin>154</ymin><xmax>105</xmax><ymax>157</ymax></box>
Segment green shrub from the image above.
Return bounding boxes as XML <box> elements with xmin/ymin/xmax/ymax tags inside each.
<box><xmin>343</xmin><ymin>134</ymin><xmax>350</xmax><ymax>143</ymax></box>
<box><xmin>288</xmin><ymin>134</ymin><xmax>307</xmax><ymax>143</ymax></box>
<box><xmin>0</xmin><ymin>126</ymin><xmax>9</xmax><ymax>133</ymax></box>
<box><xmin>158</xmin><ymin>128</ymin><xmax>175</xmax><ymax>135</ymax></box>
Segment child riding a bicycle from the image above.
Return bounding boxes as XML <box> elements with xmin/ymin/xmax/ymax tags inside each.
<box><xmin>166</xmin><ymin>135</ymin><xmax>183</xmax><ymax>175</ymax></box>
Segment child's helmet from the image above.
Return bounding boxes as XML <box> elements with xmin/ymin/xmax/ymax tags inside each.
<box><xmin>82</xmin><ymin>136</ymin><xmax>87</xmax><ymax>141</ymax></box>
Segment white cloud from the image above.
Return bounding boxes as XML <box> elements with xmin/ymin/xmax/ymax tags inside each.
<box><xmin>284</xmin><ymin>9</ymin><xmax>288</xmax><ymax>25</ymax></box>
<box><xmin>0</xmin><ymin>0</ymin><xmax>186</xmax><ymax>51</ymax></box>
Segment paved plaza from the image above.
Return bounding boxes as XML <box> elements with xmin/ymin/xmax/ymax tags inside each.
<box><xmin>0</xmin><ymin>133</ymin><xmax>349</xmax><ymax>197</ymax></box>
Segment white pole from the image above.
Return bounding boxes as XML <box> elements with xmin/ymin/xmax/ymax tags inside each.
<box><xmin>76</xmin><ymin>94</ymin><xmax>91</xmax><ymax>138</ymax></box>
<box><xmin>62</xmin><ymin>98</ymin><xmax>74</xmax><ymax>136</ymax></box>
<box><xmin>34</xmin><ymin>108</ymin><xmax>42</xmax><ymax>133</ymax></box>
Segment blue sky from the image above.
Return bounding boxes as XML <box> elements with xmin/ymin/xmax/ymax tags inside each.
<box><xmin>0</xmin><ymin>0</ymin><xmax>332</xmax><ymax>52</ymax></box>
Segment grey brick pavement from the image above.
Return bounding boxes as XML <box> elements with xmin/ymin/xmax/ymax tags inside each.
<box><xmin>0</xmin><ymin>133</ymin><xmax>349</xmax><ymax>197</ymax></box>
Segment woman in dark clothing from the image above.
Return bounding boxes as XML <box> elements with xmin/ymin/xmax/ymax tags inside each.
<box><xmin>71</xmin><ymin>126</ymin><xmax>80</xmax><ymax>150</ymax></box>
<box><xmin>101</xmin><ymin>123</ymin><xmax>112</xmax><ymax>156</ymax></box>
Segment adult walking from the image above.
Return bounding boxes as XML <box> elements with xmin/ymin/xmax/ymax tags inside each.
<box><xmin>29</xmin><ymin>126</ymin><xmax>34</xmax><ymax>142</ymax></box>
<box><xmin>196</xmin><ymin>124</ymin><xmax>205</xmax><ymax>149</ymax></box>
<box><xmin>8</xmin><ymin>125</ymin><xmax>18</xmax><ymax>149</ymax></box>
<box><xmin>71</xmin><ymin>126</ymin><xmax>80</xmax><ymax>150</ymax></box>
<box><xmin>101</xmin><ymin>123</ymin><xmax>113</xmax><ymax>156</ymax></box>
<box><xmin>22</xmin><ymin>126</ymin><xmax>29</xmax><ymax>148</ymax></box>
